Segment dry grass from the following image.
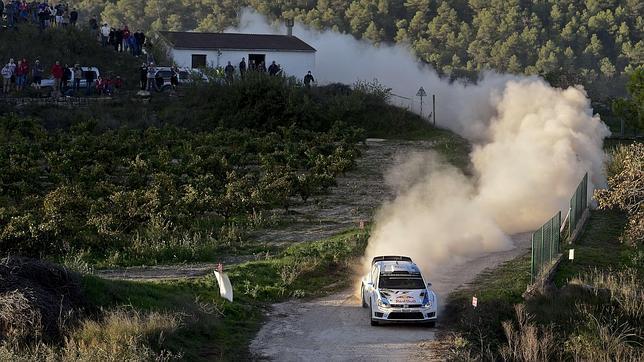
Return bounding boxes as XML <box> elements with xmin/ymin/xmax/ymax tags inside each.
<box><xmin>570</xmin><ymin>268</ymin><xmax>644</xmax><ymax>321</ymax></box>
<box><xmin>0</xmin><ymin>308</ymin><xmax>182</xmax><ymax>361</ymax></box>
<box><xmin>499</xmin><ymin>305</ymin><xmax>558</xmax><ymax>361</ymax></box>
<box><xmin>0</xmin><ymin>290</ymin><xmax>43</xmax><ymax>343</ymax></box>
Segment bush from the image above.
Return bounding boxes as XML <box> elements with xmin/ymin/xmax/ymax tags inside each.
<box><xmin>595</xmin><ymin>143</ymin><xmax>644</xmax><ymax>246</ymax></box>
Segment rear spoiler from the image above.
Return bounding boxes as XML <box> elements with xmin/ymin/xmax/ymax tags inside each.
<box><xmin>371</xmin><ymin>256</ymin><xmax>412</xmax><ymax>264</ymax></box>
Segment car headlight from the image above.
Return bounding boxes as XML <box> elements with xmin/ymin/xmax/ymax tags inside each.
<box><xmin>377</xmin><ymin>297</ymin><xmax>390</xmax><ymax>308</ymax></box>
<box><xmin>422</xmin><ymin>291</ymin><xmax>434</xmax><ymax>308</ymax></box>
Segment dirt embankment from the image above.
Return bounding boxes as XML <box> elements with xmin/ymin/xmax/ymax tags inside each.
<box><xmin>0</xmin><ymin>257</ymin><xmax>84</xmax><ymax>342</ymax></box>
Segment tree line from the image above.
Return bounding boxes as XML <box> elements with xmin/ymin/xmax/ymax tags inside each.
<box><xmin>70</xmin><ymin>0</ymin><xmax>642</xmax><ymax>91</ymax></box>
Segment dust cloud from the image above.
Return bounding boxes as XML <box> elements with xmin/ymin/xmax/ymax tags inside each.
<box><xmin>230</xmin><ymin>9</ymin><xmax>611</xmax><ymax>278</ymax></box>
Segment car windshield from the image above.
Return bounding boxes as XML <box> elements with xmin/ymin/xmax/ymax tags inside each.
<box><xmin>378</xmin><ymin>275</ymin><xmax>425</xmax><ymax>289</ymax></box>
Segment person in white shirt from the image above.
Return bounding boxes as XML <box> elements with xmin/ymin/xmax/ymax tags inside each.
<box><xmin>100</xmin><ymin>23</ymin><xmax>110</xmax><ymax>47</ymax></box>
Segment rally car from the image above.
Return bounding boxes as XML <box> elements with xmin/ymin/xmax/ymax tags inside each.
<box><xmin>361</xmin><ymin>256</ymin><xmax>438</xmax><ymax>326</ymax></box>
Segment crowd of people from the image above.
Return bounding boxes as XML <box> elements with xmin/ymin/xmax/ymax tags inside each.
<box><xmin>223</xmin><ymin>57</ymin><xmax>316</xmax><ymax>88</ymax></box>
<box><xmin>97</xmin><ymin>22</ymin><xmax>146</xmax><ymax>56</ymax></box>
<box><xmin>1</xmin><ymin>57</ymin><xmax>124</xmax><ymax>97</ymax></box>
<box><xmin>1</xmin><ymin>1</ymin><xmax>79</xmax><ymax>30</ymax></box>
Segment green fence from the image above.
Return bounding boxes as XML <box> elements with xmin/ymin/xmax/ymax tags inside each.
<box><xmin>529</xmin><ymin>173</ymin><xmax>589</xmax><ymax>283</ymax></box>
<box><xmin>569</xmin><ymin>173</ymin><xmax>588</xmax><ymax>237</ymax></box>
<box><xmin>530</xmin><ymin>211</ymin><xmax>562</xmax><ymax>282</ymax></box>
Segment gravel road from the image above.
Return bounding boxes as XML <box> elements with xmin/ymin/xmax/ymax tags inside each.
<box><xmin>250</xmin><ymin>233</ymin><xmax>531</xmax><ymax>362</ymax></box>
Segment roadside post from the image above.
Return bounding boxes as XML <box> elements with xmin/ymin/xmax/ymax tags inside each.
<box><xmin>472</xmin><ymin>296</ymin><xmax>478</xmax><ymax>308</ymax></box>
<box><xmin>569</xmin><ymin>249</ymin><xmax>575</xmax><ymax>261</ymax></box>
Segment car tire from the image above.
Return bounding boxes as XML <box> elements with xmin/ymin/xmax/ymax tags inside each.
<box><xmin>361</xmin><ymin>286</ymin><xmax>368</xmax><ymax>308</ymax></box>
<box><xmin>369</xmin><ymin>302</ymin><xmax>379</xmax><ymax>326</ymax></box>
<box><xmin>425</xmin><ymin>321</ymin><xmax>436</xmax><ymax>328</ymax></box>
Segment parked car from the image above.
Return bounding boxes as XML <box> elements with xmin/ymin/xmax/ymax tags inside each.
<box><xmin>41</xmin><ymin>67</ymin><xmax>101</xmax><ymax>90</ymax></box>
<box><xmin>361</xmin><ymin>256</ymin><xmax>438</xmax><ymax>326</ymax></box>
<box><xmin>151</xmin><ymin>67</ymin><xmax>208</xmax><ymax>92</ymax></box>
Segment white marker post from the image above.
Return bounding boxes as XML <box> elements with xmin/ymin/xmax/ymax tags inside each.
<box><xmin>569</xmin><ymin>249</ymin><xmax>575</xmax><ymax>261</ymax></box>
<box><xmin>472</xmin><ymin>296</ymin><xmax>478</xmax><ymax>308</ymax></box>
<box><xmin>214</xmin><ymin>263</ymin><xmax>234</xmax><ymax>302</ymax></box>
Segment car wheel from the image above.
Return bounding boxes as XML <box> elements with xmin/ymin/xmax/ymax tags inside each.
<box><xmin>361</xmin><ymin>286</ymin><xmax>368</xmax><ymax>308</ymax></box>
<box><xmin>369</xmin><ymin>302</ymin><xmax>379</xmax><ymax>326</ymax></box>
<box><xmin>425</xmin><ymin>321</ymin><xmax>436</xmax><ymax>328</ymax></box>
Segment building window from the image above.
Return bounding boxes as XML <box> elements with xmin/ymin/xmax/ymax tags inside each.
<box><xmin>191</xmin><ymin>54</ymin><xmax>207</xmax><ymax>69</ymax></box>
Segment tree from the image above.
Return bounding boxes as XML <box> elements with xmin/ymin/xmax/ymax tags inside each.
<box><xmin>595</xmin><ymin>143</ymin><xmax>644</xmax><ymax>246</ymax></box>
<box><xmin>612</xmin><ymin>67</ymin><xmax>644</xmax><ymax>131</ymax></box>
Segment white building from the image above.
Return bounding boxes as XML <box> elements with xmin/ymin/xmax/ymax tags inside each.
<box><xmin>157</xmin><ymin>31</ymin><xmax>316</xmax><ymax>79</ymax></box>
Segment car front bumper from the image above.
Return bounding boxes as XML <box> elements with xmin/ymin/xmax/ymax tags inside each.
<box><xmin>372</xmin><ymin>305</ymin><xmax>438</xmax><ymax>323</ymax></box>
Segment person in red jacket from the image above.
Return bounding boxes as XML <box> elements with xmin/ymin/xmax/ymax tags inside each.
<box><xmin>50</xmin><ymin>61</ymin><xmax>64</xmax><ymax>94</ymax></box>
<box><xmin>15</xmin><ymin>58</ymin><xmax>29</xmax><ymax>92</ymax></box>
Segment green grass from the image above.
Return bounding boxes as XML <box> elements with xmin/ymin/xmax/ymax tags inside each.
<box><xmin>555</xmin><ymin>209</ymin><xmax>638</xmax><ymax>286</ymax></box>
<box><xmin>81</xmin><ymin>228</ymin><xmax>369</xmax><ymax>360</ymax></box>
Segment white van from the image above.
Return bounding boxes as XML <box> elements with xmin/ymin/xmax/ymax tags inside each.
<box><xmin>41</xmin><ymin>67</ymin><xmax>101</xmax><ymax>90</ymax></box>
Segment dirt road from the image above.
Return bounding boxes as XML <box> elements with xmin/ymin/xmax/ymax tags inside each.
<box><xmin>250</xmin><ymin>233</ymin><xmax>531</xmax><ymax>362</ymax></box>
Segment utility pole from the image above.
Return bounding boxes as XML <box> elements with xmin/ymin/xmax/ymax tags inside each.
<box><xmin>432</xmin><ymin>94</ymin><xmax>436</xmax><ymax>126</ymax></box>
<box><xmin>416</xmin><ymin>87</ymin><xmax>427</xmax><ymax>118</ymax></box>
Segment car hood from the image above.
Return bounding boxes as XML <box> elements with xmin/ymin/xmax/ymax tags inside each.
<box><xmin>378</xmin><ymin>289</ymin><xmax>428</xmax><ymax>305</ymax></box>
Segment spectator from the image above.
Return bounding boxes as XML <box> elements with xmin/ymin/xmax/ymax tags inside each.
<box><xmin>224</xmin><ymin>61</ymin><xmax>234</xmax><ymax>84</ymax></box>
<box><xmin>268</xmin><ymin>61</ymin><xmax>279</xmax><ymax>76</ymax></box>
<box><xmin>1</xmin><ymin>62</ymin><xmax>13</xmax><ymax>95</ymax></box>
<box><xmin>15</xmin><ymin>58</ymin><xmax>29</xmax><ymax>92</ymax></box>
<box><xmin>69</xmin><ymin>7</ymin><xmax>77</xmax><ymax>26</ymax></box>
<box><xmin>95</xmin><ymin>75</ymin><xmax>107</xmax><ymax>95</ymax></box>
<box><xmin>258</xmin><ymin>61</ymin><xmax>266</xmax><ymax>73</ymax></box>
<box><xmin>50</xmin><ymin>60</ymin><xmax>63</xmax><ymax>95</ymax></box>
<box><xmin>54</xmin><ymin>3</ymin><xmax>63</xmax><ymax>26</ymax></box>
<box><xmin>112</xmin><ymin>75</ymin><xmax>123</xmax><ymax>94</ymax></box>
<box><xmin>239</xmin><ymin>57</ymin><xmax>247</xmax><ymax>79</ymax></box>
<box><xmin>122</xmin><ymin>26</ymin><xmax>130</xmax><ymax>52</ymax></box>
<box><xmin>72</xmin><ymin>64</ymin><xmax>82</xmax><ymax>91</ymax></box>
<box><xmin>85</xmin><ymin>66</ymin><xmax>96</xmax><ymax>95</ymax></box>
<box><xmin>32</xmin><ymin>59</ymin><xmax>43</xmax><ymax>89</ymax></box>
<box><xmin>303</xmin><ymin>70</ymin><xmax>315</xmax><ymax>89</ymax></box>
<box><xmin>88</xmin><ymin>15</ymin><xmax>98</xmax><ymax>38</ymax></box>
<box><xmin>139</xmin><ymin>62</ymin><xmax>148</xmax><ymax>91</ymax></box>
<box><xmin>100</xmin><ymin>23</ymin><xmax>110</xmax><ymax>47</ymax></box>
<box><xmin>6</xmin><ymin>0</ymin><xmax>17</xmax><ymax>28</ymax></box>
<box><xmin>61</xmin><ymin>9</ymin><xmax>68</xmax><ymax>27</ymax></box>
<box><xmin>37</xmin><ymin>3</ymin><xmax>47</xmax><ymax>31</ymax></box>
<box><xmin>154</xmin><ymin>70</ymin><xmax>163</xmax><ymax>91</ymax></box>
<box><xmin>114</xmin><ymin>27</ymin><xmax>123</xmax><ymax>52</ymax></box>
<box><xmin>170</xmin><ymin>67</ymin><xmax>178</xmax><ymax>91</ymax></box>
<box><xmin>135</xmin><ymin>30</ymin><xmax>146</xmax><ymax>55</ymax></box>
<box><xmin>18</xmin><ymin>0</ymin><xmax>28</xmax><ymax>22</ymax></box>
<box><xmin>146</xmin><ymin>62</ymin><xmax>155</xmax><ymax>91</ymax></box>
<box><xmin>62</xmin><ymin>63</ymin><xmax>71</xmax><ymax>90</ymax></box>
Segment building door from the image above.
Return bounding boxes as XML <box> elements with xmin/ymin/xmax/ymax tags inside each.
<box><xmin>191</xmin><ymin>54</ymin><xmax>207</xmax><ymax>69</ymax></box>
<box><xmin>248</xmin><ymin>54</ymin><xmax>265</xmax><ymax>70</ymax></box>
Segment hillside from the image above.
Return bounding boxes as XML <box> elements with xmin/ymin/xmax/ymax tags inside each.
<box><xmin>76</xmin><ymin>0</ymin><xmax>642</xmax><ymax>94</ymax></box>
<box><xmin>0</xmin><ymin>26</ymin><xmax>141</xmax><ymax>89</ymax></box>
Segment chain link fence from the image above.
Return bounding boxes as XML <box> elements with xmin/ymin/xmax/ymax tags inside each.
<box><xmin>569</xmin><ymin>173</ymin><xmax>588</xmax><ymax>238</ymax></box>
<box><xmin>530</xmin><ymin>211</ymin><xmax>561</xmax><ymax>282</ymax></box>
<box><xmin>529</xmin><ymin>172</ymin><xmax>589</xmax><ymax>282</ymax></box>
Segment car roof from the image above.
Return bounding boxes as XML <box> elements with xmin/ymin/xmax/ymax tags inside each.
<box><xmin>376</xmin><ymin>260</ymin><xmax>422</xmax><ymax>275</ymax></box>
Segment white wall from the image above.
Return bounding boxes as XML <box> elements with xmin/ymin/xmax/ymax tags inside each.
<box><xmin>169</xmin><ymin>48</ymin><xmax>316</xmax><ymax>80</ymax></box>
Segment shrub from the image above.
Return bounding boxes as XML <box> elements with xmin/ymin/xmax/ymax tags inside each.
<box><xmin>595</xmin><ymin>143</ymin><xmax>644</xmax><ymax>246</ymax></box>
